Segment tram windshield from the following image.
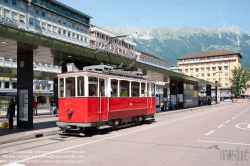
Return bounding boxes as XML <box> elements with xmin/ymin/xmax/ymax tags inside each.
<box><xmin>89</xmin><ymin>77</ymin><xmax>98</xmax><ymax>96</ymax></box>
<box><xmin>77</xmin><ymin>76</ymin><xmax>85</xmax><ymax>96</ymax></box>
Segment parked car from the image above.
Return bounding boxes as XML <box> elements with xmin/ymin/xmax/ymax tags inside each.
<box><xmin>223</xmin><ymin>99</ymin><xmax>232</xmax><ymax>102</ymax></box>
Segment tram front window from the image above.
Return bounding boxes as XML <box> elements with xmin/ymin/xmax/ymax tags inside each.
<box><xmin>59</xmin><ymin>78</ymin><xmax>64</xmax><ymax>97</ymax></box>
<box><xmin>77</xmin><ymin>76</ymin><xmax>85</xmax><ymax>96</ymax></box>
<box><xmin>89</xmin><ymin>77</ymin><xmax>98</xmax><ymax>96</ymax></box>
<box><xmin>66</xmin><ymin>77</ymin><xmax>75</xmax><ymax>97</ymax></box>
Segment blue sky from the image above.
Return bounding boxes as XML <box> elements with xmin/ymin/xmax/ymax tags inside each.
<box><xmin>58</xmin><ymin>0</ymin><xmax>250</xmax><ymax>33</ymax></box>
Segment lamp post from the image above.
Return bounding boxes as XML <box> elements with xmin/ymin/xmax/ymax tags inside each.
<box><xmin>214</xmin><ymin>71</ymin><xmax>222</xmax><ymax>103</ymax></box>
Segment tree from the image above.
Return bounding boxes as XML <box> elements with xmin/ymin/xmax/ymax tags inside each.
<box><xmin>230</xmin><ymin>67</ymin><xmax>250</xmax><ymax>98</ymax></box>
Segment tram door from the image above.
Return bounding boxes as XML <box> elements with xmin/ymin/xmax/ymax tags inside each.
<box><xmin>147</xmin><ymin>83</ymin><xmax>156</xmax><ymax>114</ymax></box>
<box><xmin>99</xmin><ymin>78</ymin><xmax>108</xmax><ymax>121</ymax></box>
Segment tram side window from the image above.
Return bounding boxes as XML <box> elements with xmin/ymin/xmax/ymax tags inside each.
<box><xmin>99</xmin><ymin>78</ymin><xmax>105</xmax><ymax>97</ymax></box>
<box><xmin>89</xmin><ymin>77</ymin><xmax>97</xmax><ymax>96</ymax></box>
<box><xmin>120</xmin><ymin>80</ymin><xmax>129</xmax><ymax>97</ymax></box>
<box><xmin>147</xmin><ymin>83</ymin><xmax>150</xmax><ymax>97</ymax></box>
<box><xmin>66</xmin><ymin>77</ymin><xmax>75</xmax><ymax>97</ymax></box>
<box><xmin>151</xmin><ymin>84</ymin><xmax>155</xmax><ymax>96</ymax></box>
<box><xmin>111</xmin><ymin>79</ymin><xmax>118</xmax><ymax>97</ymax></box>
<box><xmin>141</xmin><ymin>83</ymin><xmax>146</xmax><ymax>97</ymax></box>
<box><xmin>131</xmin><ymin>82</ymin><xmax>139</xmax><ymax>97</ymax></box>
<box><xmin>59</xmin><ymin>78</ymin><xmax>64</xmax><ymax>97</ymax></box>
<box><xmin>77</xmin><ymin>76</ymin><xmax>84</xmax><ymax>96</ymax></box>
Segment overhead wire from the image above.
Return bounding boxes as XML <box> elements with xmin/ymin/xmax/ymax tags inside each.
<box><xmin>106</xmin><ymin>0</ymin><xmax>192</xmax><ymax>27</ymax></box>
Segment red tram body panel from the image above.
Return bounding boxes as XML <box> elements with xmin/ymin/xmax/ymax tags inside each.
<box><xmin>58</xmin><ymin>97</ymin><xmax>156</xmax><ymax>123</ymax></box>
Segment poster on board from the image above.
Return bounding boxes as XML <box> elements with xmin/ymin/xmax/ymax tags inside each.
<box><xmin>18</xmin><ymin>89</ymin><xmax>28</xmax><ymax>121</ymax></box>
<box><xmin>177</xmin><ymin>94</ymin><xmax>183</xmax><ymax>102</ymax></box>
<box><xmin>171</xmin><ymin>95</ymin><xmax>177</xmax><ymax>104</ymax></box>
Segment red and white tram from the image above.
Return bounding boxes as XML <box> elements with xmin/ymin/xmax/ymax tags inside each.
<box><xmin>56</xmin><ymin>63</ymin><xmax>156</xmax><ymax>135</ymax></box>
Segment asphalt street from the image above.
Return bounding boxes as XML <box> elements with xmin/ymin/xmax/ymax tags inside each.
<box><xmin>0</xmin><ymin>102</ymin><xmax>249</xmax><ymax>166</ymax></box>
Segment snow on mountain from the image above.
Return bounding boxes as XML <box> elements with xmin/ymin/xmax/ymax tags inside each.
<box><xmin>105</xmin><ymin>25</ymin><xmax>250</xmax><ymax>68</ymax></box>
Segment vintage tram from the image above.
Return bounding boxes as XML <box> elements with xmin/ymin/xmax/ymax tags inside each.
<box><xmin>56</xmin><ymin>63</ymin><xmax>156</xmax><ymax>135</ymax></box>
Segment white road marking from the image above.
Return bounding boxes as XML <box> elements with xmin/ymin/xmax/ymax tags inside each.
<box><xmin>232</xmin><ymin>117</ymin><xmax>235</xmax><ymax>119</ymax></box>
<box><xmin>1</xmin><ymin>104</ymin><xmax>240</xmax><ymax>166</ymax></box>
<box><xmin>198</xmin><ymin>140</ymin><xmax>250</xmax><ymax>146</ymax></box>
<box><xmin>217</xmin><ymin>124</ymin><xmax>224</xmax><ymax>128</ymax></box>
<box><xmin>236</xmin><ymin>123</ymin><xmax>250</xmax><ymax>130</ymax></box>
<box><xmin>225</xmin><ymin>120</ymin><xmax>230</xmax><ymax>123</ymax></box>
<box><xmin>205</xmin><ymin>130</ymin><xmax>215</xmax><ymax>136</ymax></box>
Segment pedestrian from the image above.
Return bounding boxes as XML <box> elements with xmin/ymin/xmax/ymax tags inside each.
<box><xmin>6</xmin><ymin>99</ymin><xmax>15</xmax><ymax>129</ymax></box>
<box><xmin>169</xmin><ymin>101</ymin><xmax>173</xmax><ymax>110</ymax></box>
<box><xmin>177</xmin><ymin>97</ymin><xmax>180</xmax><ymax>109</ymax></box>
<box><xmin>33</xmin><ymin>98</ymin><xmax>38</xmax><ymax>115</ymax></box>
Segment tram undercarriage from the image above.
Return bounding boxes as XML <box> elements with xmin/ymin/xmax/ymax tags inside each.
<box><xmin>57</xmin><ymin>114</ymin><xmax>155</xmax><ymax>136</ymax></box>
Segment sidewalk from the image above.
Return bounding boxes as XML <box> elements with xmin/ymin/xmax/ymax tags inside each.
<box><xmin>0</xmin><ymin>109</ymin><xmax>55</xmax><ymax>122</ymax></box>
<box><xmin>0</xmin><ymin>116</ymin><xmax>58</xmax><ymax>145</ymax></box>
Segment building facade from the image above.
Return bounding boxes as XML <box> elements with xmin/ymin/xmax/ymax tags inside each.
<box><xmin>177</xmin><ymin>50</ymin><xmax>242</xmax><ymax>99</ymax></box>
<box><xmin>0</xmin><ymin>0</ymin><xmax>91</xmax><ymax>47</ymax></box>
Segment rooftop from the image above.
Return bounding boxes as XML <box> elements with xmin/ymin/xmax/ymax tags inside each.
<box><xmin>177</xmin><ymin>49</ymin><xmax>242</xmax><ymax>60</ymax></box>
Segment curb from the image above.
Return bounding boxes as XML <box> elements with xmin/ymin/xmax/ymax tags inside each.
<box><xmin>0</xmin><ymin>114</ymin><xmax>56</xmax><ymax>122</ymax></box>
<box><xmin>155</xmin><ymin>103</ymin><xmax>226</xmax><ymax>117</ymax></box>
<box><xmin>0</xmin><ymin>128</ymin><xmax>59</xmax><ymax>145</ymax></box>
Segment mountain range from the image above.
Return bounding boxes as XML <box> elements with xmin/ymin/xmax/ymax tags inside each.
<box><xmin>106</xmin><ymin>25</ymin><xmax>250</xmax><ymax>68</ymax></box>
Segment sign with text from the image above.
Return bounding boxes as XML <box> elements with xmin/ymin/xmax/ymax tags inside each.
<box><xmin>18</xmin><ymin>89</ymin><xmax>28</xmax><ymax>121</ymax></box>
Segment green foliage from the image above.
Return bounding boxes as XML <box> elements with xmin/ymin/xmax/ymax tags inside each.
<box><xmin>230</xmin><ymin>67</ymin><xmax>250</xmax><ymax>97</ymax></box>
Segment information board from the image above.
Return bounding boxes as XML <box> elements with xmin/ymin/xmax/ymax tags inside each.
<box><xmin>18</xmin><ymin>89</ymin><xmax>28</xmax><ymax>121</ymax></box>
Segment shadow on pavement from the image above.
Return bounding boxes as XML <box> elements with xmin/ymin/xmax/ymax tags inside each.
<box><xmin>0</xmin><ymin>120</ymin><xmax>57</xmax><ymax>137</ymax></box>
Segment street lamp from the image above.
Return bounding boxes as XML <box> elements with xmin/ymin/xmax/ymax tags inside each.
<box><xmin>214</xmin><ymin>71</ymin><xmax>223</xmax><ymax>87</ymax></box>
<box><xmin>214</xmin><ymin>71</ymin><xmax>223</xmax><ymax>104</ymax></box>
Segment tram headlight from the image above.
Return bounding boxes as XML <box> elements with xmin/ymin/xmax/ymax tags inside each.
<box><xmin>67</xmin><ymin>108</ymin><xmax>73</xmax><ymax>117</ymax></box>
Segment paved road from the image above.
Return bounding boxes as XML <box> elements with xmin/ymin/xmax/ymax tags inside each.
<box><xmin>0</xmin><ymin>103</ymin><xmax>249</xmax><ymax>166</ymax></box>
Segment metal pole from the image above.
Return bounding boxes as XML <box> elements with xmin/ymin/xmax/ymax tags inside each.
<box><xmin>215</xmin><ymin>80</ymin><xmax>218</xmax><ymax>104</ymax></box>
